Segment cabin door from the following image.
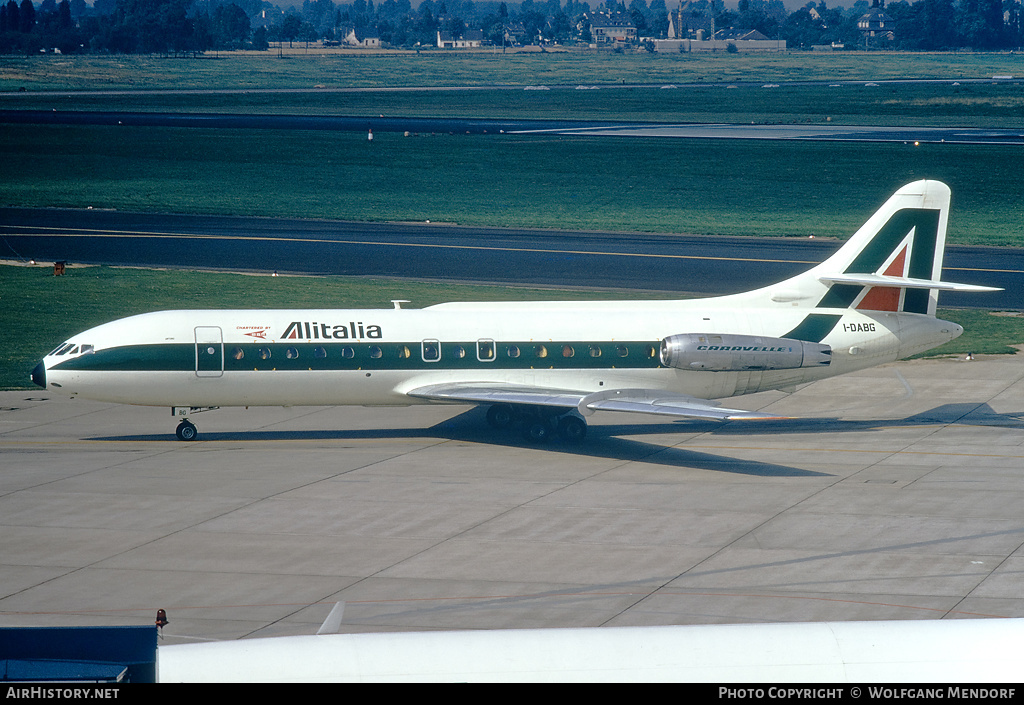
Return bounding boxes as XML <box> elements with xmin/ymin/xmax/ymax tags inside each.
<box><xmin>195</xmin><ymin>326</ymin><xmax>224</xmax><ymax>378</ymax></box>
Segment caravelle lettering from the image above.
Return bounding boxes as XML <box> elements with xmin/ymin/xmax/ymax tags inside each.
<box><xmin>282</xmin><ymin>321</ymin><xmax>383</xmax><ymax>340</ymax></box>
<box><xmin>697</xmin><ymin>345</ymin><xmax>794</xmax><ymax>353</ymax></box>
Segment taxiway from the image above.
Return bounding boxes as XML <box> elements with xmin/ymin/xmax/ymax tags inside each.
<box><xmin>1</xmin><ymin>352</ymin><xmax>1023</xmax><ymax>644</ymax></box>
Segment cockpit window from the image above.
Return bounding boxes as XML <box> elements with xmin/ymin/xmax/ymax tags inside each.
<box><xmin>51</xmin><ymin>342</ymin><xmax>94</xmax><ymax>356</ymax></box>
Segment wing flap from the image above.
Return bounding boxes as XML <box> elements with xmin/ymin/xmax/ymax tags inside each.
<box><xmin>580</xmin><ymin>388</ymin><xmax>789</xmax><ymax>421</ymax></box>
<box><xmin>406</xmin><ymin>383</ymin><xmax>787</xmax><ymax>422</ymax></box>
<box><xmin>407</xmin><ymin>383</ymin><xmax>586</xmax><ymax>408</ymax></box>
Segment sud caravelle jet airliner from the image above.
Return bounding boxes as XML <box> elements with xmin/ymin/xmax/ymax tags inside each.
<box><xmin>31</xmin><ymin>180</ymin><xmax>1000</xmax><ymax>443</ymax></box>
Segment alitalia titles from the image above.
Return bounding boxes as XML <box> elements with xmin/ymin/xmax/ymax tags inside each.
<box><xmin>281</xmin><ymin>321</ymin><xmax>383</xmax><ymax>341</ymax></box>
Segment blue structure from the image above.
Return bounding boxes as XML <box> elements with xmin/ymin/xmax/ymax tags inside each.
<box><xmin>0</xmin><ymin>627</ymin><xmax>157</xmax><ymax>683</ymax></box>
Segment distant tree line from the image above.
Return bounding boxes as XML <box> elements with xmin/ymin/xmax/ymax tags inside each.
<box><xmin>0</xmin><ymin>0</ymin><xmax>267</xmax><ymax>53</ymax></box>
<box><xmin>0</xmin><ymin>0</ymin><xmax>1020</xmax><ymax>54</ymax></box>
<box><xmin>885</xmin><ymin>0</ymin><xmax>1019</xmax><ymax>50</ymax></box>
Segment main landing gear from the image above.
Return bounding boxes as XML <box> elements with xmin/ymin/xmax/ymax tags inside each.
<box><xmin>485</xmin><ymin>403</ymin><xmax>587</xmax><ymax>444</ymax></box>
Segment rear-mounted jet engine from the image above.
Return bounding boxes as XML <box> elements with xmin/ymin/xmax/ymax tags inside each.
<box><xmin>660</xmin><ymin>333</ymin><xmax>832</xmax><ymax>371</ymax></box>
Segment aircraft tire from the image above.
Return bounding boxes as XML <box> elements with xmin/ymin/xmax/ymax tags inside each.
<box><xmin>486</xmin><ymin>404</ymin><xmax>515</xmax><ymax>429</ymax></box>
<box><xmin>176</xmin><ymin>420</ymin><xmax>198</xmax><ymax>441</ymax></box>
<box><xmin>521</xmin><ymin>421</ymin><xmax>550</xmax><ymax>444</ymax></box>
<box><xmin>557</xmin><ymin>415</ymin><xmax>587</xmax><ymax>443</ymax></box>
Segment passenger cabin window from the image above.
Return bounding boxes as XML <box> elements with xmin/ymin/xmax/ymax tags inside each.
<box><xmin>616</xmin><ymin>345</ymin><xmax>628</xmax><ymax>357</ymax></box>
<box><xmin>369</xmin><ymin>346</ymin><xmax>383</xmax><ymax>359</ymax></box>
<box><xmin>231</xmin><ymin>347</ymin><xmax>244</xmax><ymax>360</ymax></box>
<box><xmin>534</xmin><ymin>345</ymin><xmax>548</xmax><ymax>358</ymax></box>
<box><xmin>422</xmin><ymin>340</ymin><xmax>440</xmax><ymax>362</ymax></box>
<box><xmin>506</xmin><ymin>345</ymin><xmax>520</xmax><ymax>359</ymax></box>
<box><xmin>477</xmin><ymin>342</ymin><xmax>497</xmax><ymax>362</ymax></box>
<box><xmin>562</xmin><ymin>345</ymin><xmax>575</xmax><ymax>358</ymax></box>
<box><xmin>452</xmin><ymin>345</ymin><xmax>466</xmax><ymax>359</ymax></box>
<box><xmin>341</xmin><ymin>347</ymin><xmax>355</xmax><ymax>359</ymax></box>
<box><xmin>314</xmin><ymin>347</ymin><xmax>327</xmax><ymax>359</ymax></box>
<box><xmin>589</xmin><ymin>345</ymin><xmax>602</xmax><ymax>358</ymax></box>
<box><xmin>286</xmin><ymin>347</ymin><xmax>299</xmax><ymax>359</ymax></box>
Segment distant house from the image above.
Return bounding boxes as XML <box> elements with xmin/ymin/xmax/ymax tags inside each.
<box><xmin>653</xmin><ymin>24</ymin><xmax>784</xmax><ymax>52</ymax></box>
<box><xmin>253</xmin><ymin>8</ymin><xmax>284</xmax><ymax>28</ymax></box>
<box><xmin>437</xmin><ymin>30</ymin><xmax>484</xmax><ymax>48</ymax></box>
<box><xmin>659</xmin><ymin>2</ymin><xmax>784</xmax><ymax>52</ymax></box>
<box><xmin>588</xmin><ymin>13</ymin><xmax>637</xmax><ymax>45</ymax></box>
<box><xmin>503</xmin><ymin>22</ymin><xmax>529</xmax><ymax>46</ymax></box>
<box><xmin>858</xmin><ymin>0</ymin><xmax>895</xmax><ymax>46</ymax></box>
<box><xmin>342</xmin><ymin>27</ymin><xmax>380</xmax><ymax>48</ymax></box>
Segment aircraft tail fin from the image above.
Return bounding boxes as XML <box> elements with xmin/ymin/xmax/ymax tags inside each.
<box><xmin>803</xmin><ymin>180</ymin><xmax>998</xmax><ymax>316</ymax></box>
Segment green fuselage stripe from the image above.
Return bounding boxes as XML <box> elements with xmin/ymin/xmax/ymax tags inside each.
<box><xmin>53</xmin><ymin>341</ymin><xmax>665</xmax><ymax>373</ymax></box>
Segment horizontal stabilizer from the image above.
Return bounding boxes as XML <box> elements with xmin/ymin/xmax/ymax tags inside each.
<box><xmin>819</xmin><ymin>273</ymin><xmax>1001</xmax><ymax>293</ymax></box>
<box><xmin>407</xmin><ymin>383</ymin><xmax>787</xmax><ymax>422</ymax></box>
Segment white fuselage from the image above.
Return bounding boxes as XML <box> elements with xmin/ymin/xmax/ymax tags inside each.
<box><xmin>39</xmin><ymin>295</ymin><xmax>962</xmax><ymax>410</ymax></box>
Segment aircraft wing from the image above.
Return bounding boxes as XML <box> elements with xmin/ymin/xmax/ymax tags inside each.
<box><xmin>407</xmin><ymin>383</ymin><xmax>787</xmax><ymax>422</ymax></box>
<box><xmin>407</xmin><ymin>383</ymin><xmax>591</xmax><ymax>409</ymax></box>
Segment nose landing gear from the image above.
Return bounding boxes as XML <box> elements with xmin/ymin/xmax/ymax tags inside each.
<box><xmin>171</xmin><ymin>407</ymin><xmax>218</xmax><ymax>441</ymax></box>
<box><xmin>175</xmin><ymin>419</ymin><xmax>198</xmax><ymax>441</ymax></box>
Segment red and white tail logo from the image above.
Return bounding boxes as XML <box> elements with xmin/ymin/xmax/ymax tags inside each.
<box><xmin>856</xmin><ymin>233</ymin><xmax>913</xmax><ymax>312</ymax></box>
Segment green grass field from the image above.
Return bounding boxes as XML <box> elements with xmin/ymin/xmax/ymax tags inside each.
<box><xmin>3</xmin><ymin>52</ymin><xmax>1024</xmax><ymax>92</ymax></box>
<box><xmin>2</xmin><ymin>53</ymin><xmax>1022</xmax><ymax>244</ymax></box>
<box><xmin>5</xmin><ymin>55</ymin><xmax>1024</xmax><ymax>128</ymax></box>
<box><xmin>1</xmin><ymin>124</ymin><xmax>1021</xmax><ymax>244</ymax></box>
<box><xmin>8</xmin><ymin>81</ymin><xmax>1024</xmax><ymax>127</ymax></box>
<box><xmin>2</xmin><ymin>263</ymin><xmax>1020</xmax><ymax>390</ymax></box>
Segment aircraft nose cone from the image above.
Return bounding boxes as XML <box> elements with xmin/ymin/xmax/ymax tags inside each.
<box><xmin>31</xmin><ymin>361</ymin><xmax>46</xmax><ymax>389</ymax></box>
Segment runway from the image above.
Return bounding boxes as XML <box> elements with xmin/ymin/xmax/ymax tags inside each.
<box><xmin>2</xmin><ymin>110</ymin><xmax>1024</xmax><ymax>145</ymax></box>
<box><xmin>2</xmin><ymin>353</ymin><xmax>1023</xmax><ymax>642</ymax></box>
<box><xmin>528</xmin><ymin>123</ymin><xmax>1024</xmax><ymax>146</ymax></box>
<box><xmin>2</xmin><ymin>208</ymin><xmax>1020</xmax><ymax>307</ymax></box>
